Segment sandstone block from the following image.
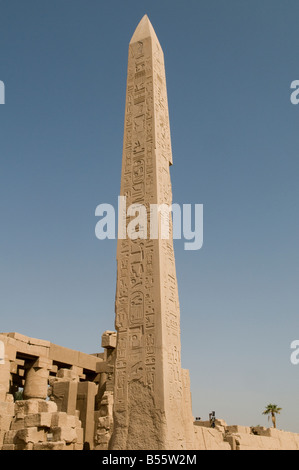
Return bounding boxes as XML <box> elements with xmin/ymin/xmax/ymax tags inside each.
<box><xmin>101</xmin><ymin>331</ymin><xmax>117</xmax><ymax>349</ymax></box>
<box><xmin>33</xmin><ymin>441</ymin><xmax>65</xmax><ymax>450</ymax></box>
<box><xmin>51</xmin><ymin>411</ymin><xmax>68</xmax><ymax>427</ymax></box>
<box><xmin>98</xmin><ymin>416</ymin><xmax>112</xmax><ymax>429</ymax></box>
<box><xmin>17</xmin><ymin>427</ymin><xmax>47</xmax><ymax>444</ymax></box>
<box><xmin>24</xmin><ymin>412</ymin><xmax>52</xmax><ymax>428</ymax></box>
<box><xmin>227</xmin><ymin>425</ymin><xmax>251</xmax><ymax>434</ymax></box>
<box><xmin>52</xmin><ymin>426</ymin><xmax>77</xmax><ymax>444</ymax></box>
<box><xmin>73</xmin><ymin>443</ymin><xmax>83</xmax><ymax>450</ymax></box>
<box><xmin>15</xmin><ymin>399</ymin><xmax>40</xmax><ymax>416</ymax></box>
<box><xmin>10</xmin><ymin>418</ymin><xmax>25</xmax><ymax>430</ymax></box>
<box><xmin>66</xmin><ymin>414</ymin><xmax>77</xmax><ymax>428</ymax></box>
<box><xmin>75</xmin><ymin>427</ymin><xmax>84</xmax><ymax>444</ymax></box>
<box><xmin>0</xmin><ymin>414</ymin><xmax>12</xmax><ymax>431</ymax></box>
<box><xmin>1</xmin><ymin>444</ymin><xmax>15</xmax><ymax>450</ymax></box>
<box><xmin>0</xmin><ymin>401</ymin><xmax>14</xmax><ymax>416</ymax></box>
<box><xmin>38</xmin><ymin>400</ymin><xmax>57</xmax><ymax>413</ymax></box>
<box><xmin>57</xmin><ymin>368</ymin><xmax>78</xmax><ymax>381</ymax></box>
<box><xmin>0</xmin><ymin>385</ymin><xmax>7</xmax><ymax>401</ymax></box>
<box><xmin>3</xmin><ymin>430</ymin><xmax>19</xmax><ymax>445</ymax></box>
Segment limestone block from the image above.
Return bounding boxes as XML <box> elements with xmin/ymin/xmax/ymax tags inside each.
<box><xmin>24</xmin><ymin>412</ymin><xmax>52</xmax><ymax>428</ymax></box>
<box><xmin>51</xmin><ymin>426</ymin><xmax>77</xmax><ymax>444</ymax></box>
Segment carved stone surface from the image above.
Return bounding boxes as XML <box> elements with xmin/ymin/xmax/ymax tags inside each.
<box><xmin>111</xmin><ymin>15</ymin><xmax>195</xmax><ymax>450</ymax></box>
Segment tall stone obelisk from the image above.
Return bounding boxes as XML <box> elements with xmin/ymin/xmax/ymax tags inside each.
<box><xmin>110</xmin><ymin>15</ymin><xmax>195</xmax><ymax>450</ymax></box>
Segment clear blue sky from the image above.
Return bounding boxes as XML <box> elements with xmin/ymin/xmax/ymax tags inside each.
<box><xmin>1</xmin><ymin>0</ymin><xmax>299</xmax><ymax>432</ymax></box>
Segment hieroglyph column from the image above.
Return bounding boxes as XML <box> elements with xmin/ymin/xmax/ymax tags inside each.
<box><xmin>110</xmin><ymin>15</ymin><xmax>195</xmax><ymax>450</ymax></box>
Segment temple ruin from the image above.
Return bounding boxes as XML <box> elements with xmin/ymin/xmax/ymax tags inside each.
<box><xmin>1</xmin><ymin>15</ymin><xmax>299</xmax><ymax>451</ymax></box>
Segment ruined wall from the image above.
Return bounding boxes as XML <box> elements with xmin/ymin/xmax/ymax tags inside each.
<box><xmin>194</xmin><ymin>421</ymin><xmax>299</xmax><ymax>450</ymax></box>
<box><xmin>0</xmin><ymin>331</ymin><xmax>115</xmax><ymax>450</ymax></box>
<box><xmin>2</xmin><ymin>331</ymin><xmax>299</xmax><ymax>450</ymax></box>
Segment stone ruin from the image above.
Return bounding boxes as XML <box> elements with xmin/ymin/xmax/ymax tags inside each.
<box><xmin>0</xmin><ymin>331</ymin><xmax>116</xmax><ymax>450</ymax></box>
<box><xmin>1</xmin><ymin>331</ymin><xmax>299</xmax><ymax>450</ymax></box>
<box><xmin>1</xmin><ymin>15</ymin><xmax>299</xmax><ymax>451</ymax></box>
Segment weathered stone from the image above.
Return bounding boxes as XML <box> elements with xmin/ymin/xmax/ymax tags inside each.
<box><xmin>14</xmin><ymin>399</ymin><xmax>55</xmax><ymax>418</ymax></box>
<box><xmin>51</xmin><ymin>380</ymin><xmax>77</xmax><ymax>415</ymax></box>
<box><xmin>24</xmin><ymin>412</ymin><xmax>52</xmax><ymax>428</ymax></box>
<box><xmin>101</xmin><ymin>331</ymin><xmax>117</xmax><ymax>349</ymax></box>
<box><xmin>227</xmin><ymin>425</ymin><xmax>251</xmax><ymax>434</ymax></box>
<box><xmin>76</xmin><ymin>381</ymin><xmax>97</xmax><ymax>449</ymax></box>
<box><xmin>33</xmin><ymin>441</ymin><xmax>65</xmax><ymax>450</ymax></box>
<box><xmin>17</xmin><ymin>427</ymin><xmax>47</xmax><ymax>444</ymax></box>
<box><xmin>51</xmin><ymin>411</ymin><xmax>68</xmax><ymax>427</ymax></box>
<box><xmin>2</xmin><ymin>444</ymin><xmax>15</xmax><ymax>450</ymax></box>
<box><xmin>0</xmin><ymin>401</ymin><xmax>14</xmax><ymax>416</ymax></box>
<box><xmin>38</xmin><ymin>400</ymin><xmax>57</xmax><ymax>413</ymax></box>
<box><xmin>110</xmin><ymin>13</ymin><xmax>196</xmax><ymax>451</ymax></box>
<box><xmin>10</xmin><ymin>418</ymin><xmax>25</xmax><ymax>430</ymax></box>
<box><xmin>51</xmin><ymin>426</ymin><xmax>77</xmax><ymax>444</ymax></box>
<box><xmin>0</xmin><ymin>414</ymin><xmax>13</xmax><ymax>431</ymax></box>
<box><xmin>23</xmin><ymin>362</ymin><xmax>50</xmax><ymax>400</ymax></box>
<box><xmin>3</xmin><ymin>430</ymin><xmax>19</xmax><ymax>445</ymax></box>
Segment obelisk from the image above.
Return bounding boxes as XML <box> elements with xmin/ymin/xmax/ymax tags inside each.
<box><xmin>110</xmin><ymin>15</ymin><xmax>195</xmax><ymax>450</ymax></box>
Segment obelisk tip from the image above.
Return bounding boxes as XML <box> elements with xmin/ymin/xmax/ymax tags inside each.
<box><xmin>130</xmin><ymin>14</ymin><xmax>160</xmax><ymax>45</ymax></box>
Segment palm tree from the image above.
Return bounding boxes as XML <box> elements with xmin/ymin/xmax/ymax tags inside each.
<box><xmin>262</xmin><ymin>404</ymin><xmax>282</xmax><ymax>429</ymax></box>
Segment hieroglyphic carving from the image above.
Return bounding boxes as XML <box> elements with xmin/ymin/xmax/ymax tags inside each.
<box><xmin>112</xmin><ymin>15</ymin><xmax>194</xmax><ymax>451</ymax></box>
